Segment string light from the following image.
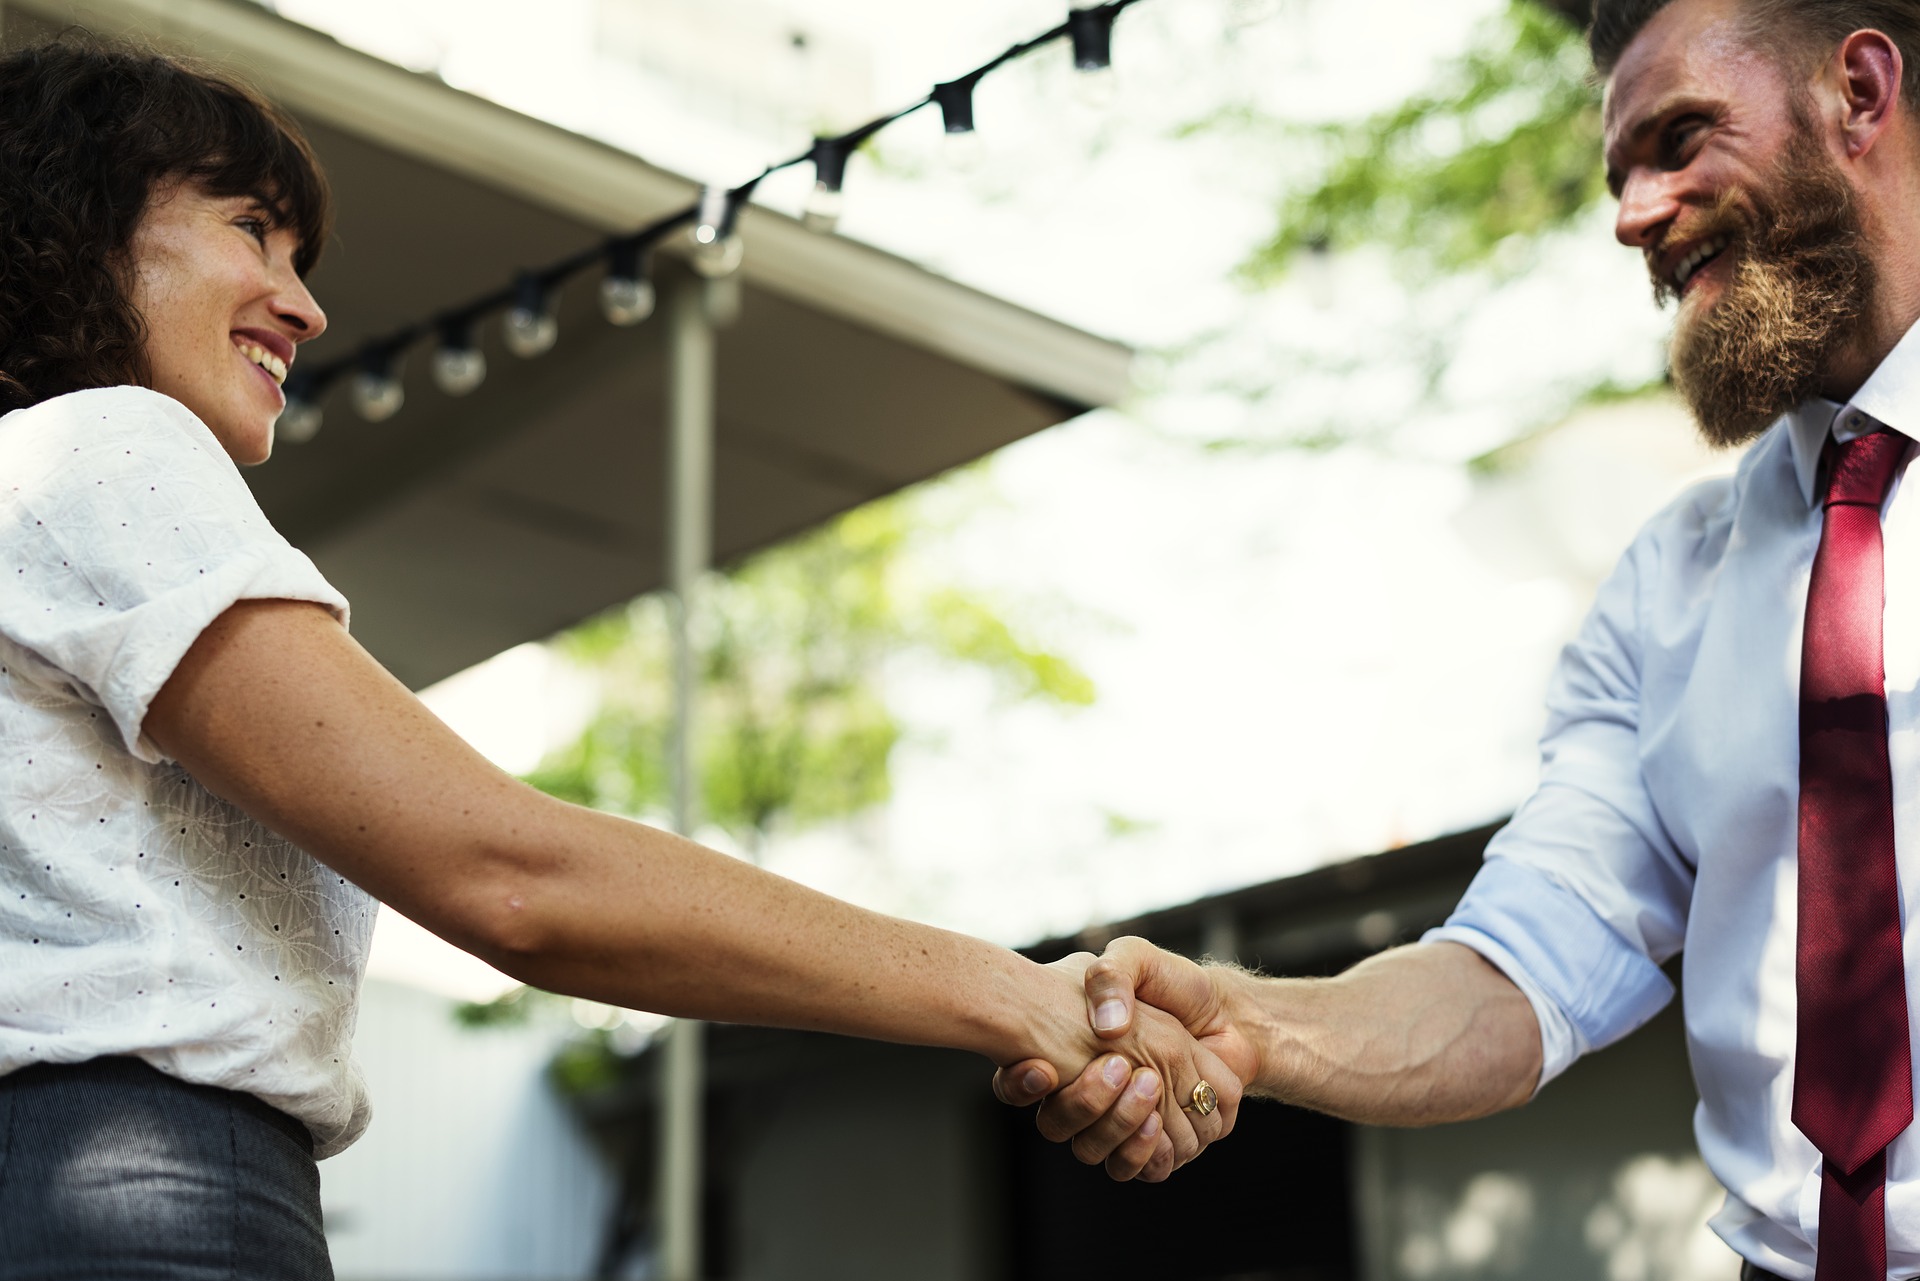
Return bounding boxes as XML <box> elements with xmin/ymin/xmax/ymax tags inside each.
<box><xmin>600</xmin><ymin>237</ymin><xmax>656</xmax><ymax>326</ymax></box>
<box><xmin>804</xmin><ymin>139</ymin><xmax>849</xmax><ymax>234</ymax></box>
<box><xmin>804</xmin><ymin>119</ymin><xmax>888</xmax><ymax>234</ymax></box>
<box><xmin>503</xmin><ymin>272</ymin><xmax>560</xmax><ymax>358</ymax></box>
<box><xmin>275</xmin><ymin>0</ymin><xmax>1146</xmax><ymax>441</ymax></box>
<box><xmin>431</xmin><ymin>315</ymin><xmax>487</xmax><ymax>395</ymax></box>
<box><xmin>690</xmin><ymin>185</ymin><xmax>747</xmax><ymax>279</ymax></box>
<box><xmin>1068</xmin><ymin>4</ymin><xmax>1120</xmax><ymax>107</ymax></box>
<box><xmin>349</xmin><ymin>347</ymin><xmax>404</xmax><ymax>422</ymax></box>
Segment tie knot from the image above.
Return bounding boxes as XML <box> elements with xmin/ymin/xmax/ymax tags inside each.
<box><xmin>1824</xmin><ymin>428</ymin><xmax>1911</xmax><ymax>508</ymax></box>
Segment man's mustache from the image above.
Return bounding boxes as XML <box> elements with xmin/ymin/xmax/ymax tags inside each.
<box><xmin>1647</xmin><ymin>193</ymin><xmax>1750</xmax><ymax>307</ymax></box>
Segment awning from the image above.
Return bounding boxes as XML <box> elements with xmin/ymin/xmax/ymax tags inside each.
<box><xmin>5</xmin><ymin>0</ymin><xmax>1133</xmax><ymax>688</ymax></box>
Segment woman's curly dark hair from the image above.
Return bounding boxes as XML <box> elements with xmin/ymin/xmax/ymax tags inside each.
<box><xmin>0</xmin><ymin>37</ymin><xmax>333</xmax><ymax>412</ymax></box>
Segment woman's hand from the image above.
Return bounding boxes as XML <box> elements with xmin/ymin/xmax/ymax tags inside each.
<box><xmin>999</xmin><ymin>948</ymin><xmax>1245</xmax><ymax>1183</ymax></box>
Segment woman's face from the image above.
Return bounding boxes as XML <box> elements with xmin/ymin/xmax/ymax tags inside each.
<box><xmin>126</xmin><ymin>180</ymin><xmax>326</xmax><ymax>465</ymax></box>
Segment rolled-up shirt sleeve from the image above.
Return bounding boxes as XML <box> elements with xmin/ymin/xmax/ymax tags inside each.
<box><xmin>1426</xmin><ymin>521</ymin><xmax>1694</xmax><ymax>1088</ymax></box>
<box><xmin>0</xmin><ymin>386</ymin><xmax>347</xmax><ymax>763</ymax></box>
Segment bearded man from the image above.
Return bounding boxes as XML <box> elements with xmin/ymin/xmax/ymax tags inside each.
<box><xmin>996</xmin><ymin>2</ymin><xmax>1920</xmax><ymax>1278</ymax></box>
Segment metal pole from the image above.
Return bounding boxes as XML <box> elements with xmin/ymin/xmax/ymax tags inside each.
<box><xmin>656</xmin><ymin>273</ymin><xmax>714</xmax><ymax>1281</ymax></box>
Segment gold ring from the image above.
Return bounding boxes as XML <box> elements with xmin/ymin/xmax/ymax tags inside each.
<box><xmin>1182</xmin><ymin>1080</ymin><xmax>1218</xmax><ymax>1118</ymax></box>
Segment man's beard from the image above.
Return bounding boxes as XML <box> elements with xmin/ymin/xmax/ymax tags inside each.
<box><xmin>1660</xmin><ymin>131</ymin><xmax>1877</xmax><ymax>449</ymax></box>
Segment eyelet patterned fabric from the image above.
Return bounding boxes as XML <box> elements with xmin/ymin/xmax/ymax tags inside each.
<box><xmin>0</xmin><ymin>387</ymin><xmax>374</xmax><ymax>1159</ymax></box>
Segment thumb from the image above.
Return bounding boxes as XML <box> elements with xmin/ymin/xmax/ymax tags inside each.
<box><xmin>1090</xmin><ymin>936</ymin><xmax>1219</xmax><ymax>1038</ymax></box>
<box><xmin>991</xmin><ymin>1058</ymin><xmax>1059</xmax><ymax>1107</ymax></box>
<box><xmin>1085</xmin><ymin>937</ymin><xmax>1154</xmax><ymax>1040</ymax></box>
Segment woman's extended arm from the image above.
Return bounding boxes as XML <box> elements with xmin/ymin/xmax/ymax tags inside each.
<box><xmin>146</xmin><ymin>599</ymin><xmax>1235</xmax><ymax>1173</ymax></box>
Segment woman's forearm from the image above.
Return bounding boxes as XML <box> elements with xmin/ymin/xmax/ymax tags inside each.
<box><xmin>474</xmin><ymin>796</ymin><xmax>1074</xmax><ymax>1066</ymax></box>
<box><xmin>1225</xmin><ymin>942</ymin><xmax>1541</xmax><ymax>1125</ymax></box>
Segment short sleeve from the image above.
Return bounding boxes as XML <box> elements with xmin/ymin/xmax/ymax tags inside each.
<box><xmin>1424</xmin><ymin>522</ymin><xmax>1693</xmax><ymax>1087</ymax></box>
<box><xmin>0</xmin><ymin>387</ymin><xmax>347</xmax><ymax>763</ymax></box>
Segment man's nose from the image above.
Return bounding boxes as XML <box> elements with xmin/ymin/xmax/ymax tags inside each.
<box><xmin>1614</xmin><ymin>170</ymin><xmax>1681</xmax><ymax>251</ymax></box>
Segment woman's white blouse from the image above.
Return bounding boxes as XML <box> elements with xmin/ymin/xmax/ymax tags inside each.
<box><xmin>0</xmin><ymin>386</ymin><xmax>375</xmax><ymax>1158</ymax></box>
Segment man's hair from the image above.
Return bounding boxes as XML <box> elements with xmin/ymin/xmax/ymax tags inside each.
<box><xmin>1591</xmin><ymin>0</ymin><xmax>1920</xmax><ymax>106</ymax></box>
<box><xmin>0</xmin><ymin>36</ymin><xmax>332</xmax><ymax>412</ymax></box>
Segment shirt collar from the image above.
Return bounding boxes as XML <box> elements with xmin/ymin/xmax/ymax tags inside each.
<box><xmin>1788</xmin><ymin>318</ymin><xmax>1920</xmax><ymax>506</ymax></box>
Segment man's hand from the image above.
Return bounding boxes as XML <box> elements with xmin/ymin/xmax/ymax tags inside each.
<box><xmin>994</xmin><ymin>948</ymin><xmax>1246</xmax><ymax>1182</ymax></box>
<box><xmin>993</xmin><ymin>939</ymin><xmax>1262</xmax><ymax>1181</ymax></box>
<box><xmin>1001</xmin><ymin>937</ymin><xmax>1546</xmax><ymax>1155</ymax></box>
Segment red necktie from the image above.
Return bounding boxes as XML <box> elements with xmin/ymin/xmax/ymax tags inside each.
<box><xmin>1795</xmin><ymin>428</ymin><xmax>1914</xmax><ymax>1281</ymax></box>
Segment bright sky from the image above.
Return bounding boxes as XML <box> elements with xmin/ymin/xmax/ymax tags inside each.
<box><xmin>265</xmin><ymin>0</ymin><xmax>1721</xmax><ymax>998</ymax></box>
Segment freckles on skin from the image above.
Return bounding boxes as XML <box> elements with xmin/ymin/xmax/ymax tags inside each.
<box><xmin>124</xmin><ymin>183</ymin><xmax>320</xmax><ymax>467</ymax></box>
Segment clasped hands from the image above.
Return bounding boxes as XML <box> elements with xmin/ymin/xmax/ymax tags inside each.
<box><xmin>994</xmin><ymin>937</ymin><xmax>1263</xmax><ymax>1183</ymax></box>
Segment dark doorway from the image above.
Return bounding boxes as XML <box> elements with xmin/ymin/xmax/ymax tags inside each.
<box><xmin>1000</xmin><ymin>1097</ymin><xmax>1357</xmax><ymax>1281</ymax></box>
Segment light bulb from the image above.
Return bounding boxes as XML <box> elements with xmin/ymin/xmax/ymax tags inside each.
<box><xmin>690</xmin><ymin>186</ymin><xmax>745</xmax><ymax>279</ymax></box>
<box><xmin>503</xmin><ymin>305</ymin><xmax>558</xmax><ymax>358</ymax></box>
<box><xmin>1073</xmin><ymin>65</ymin><xmax>1118</xmax><ymax>109</ymax></box>
<box><xmin>690</xmin><ymin>226</ymin><xmax>744</xmax><ymax>279</ymax></box>
<box><xmin>278</xmin><ymin>395</ymin><xmax>323</xmax><ymax>444</ymax></box>
<box><xmin>351</xmin><ymin>368</ymin><xmax>404</xmax><ymax>422</ymax></box>
<box><xmin>600</xmin><ymin>273</ymin><xmax>655</xmax><ymax>326</ymax></box>
<box><xmin>1228</xmin><ymin>0</ymin><xmax>1283</xmax><ymax>25</ymax></box>
<box><xmin>432</xmin><ymin>344</ymin><xmax>486</xmax><ymax>395</ymax></box>
<box><xmin>942</xmin><ymin>129</ymin><xmax>985</xmax><ymax>172</ymax></box>
<box><xmin>802</xmin><ymin>181</ymin><xmax>844</xmax><ymax>234</ymax></box>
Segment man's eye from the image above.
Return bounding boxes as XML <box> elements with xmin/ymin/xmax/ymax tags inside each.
<box><xmin>1662</xmin><ymin>118</ymin><xmax>1706</xmax><ymax>166</ymax></box>
<box><xmin>237</xmin><ymin>217</ymin><xmax>269</xmax><ymax>244</ymax></box>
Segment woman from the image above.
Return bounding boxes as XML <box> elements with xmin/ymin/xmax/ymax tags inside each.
<box><xmin>0</xmin><ymin>37</ymin><xmax>1234</xmax><ymax>1279</ymax></box>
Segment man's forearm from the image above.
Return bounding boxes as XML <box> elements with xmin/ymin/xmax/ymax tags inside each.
<box><xmin>1226</xmin><ymin>941</ymin><xmax>1542</xmax><ymax>1126</ymax></box>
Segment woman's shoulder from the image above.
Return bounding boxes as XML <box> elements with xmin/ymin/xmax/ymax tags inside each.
<box><xmin>1</xmin><ymin>385</ymin><xmax>219</xmax><ymax>448</ymax></box>
<box><xmin>0</xmin><ymin>386</ymin><xmax>230</xmax><ymax>486</ymax></box>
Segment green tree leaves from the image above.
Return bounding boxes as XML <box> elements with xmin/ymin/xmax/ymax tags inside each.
<box><xmin>1238</xmin><ymin>0</ymin><xmax>1602</xmax><ymax>283</ymax></box>
<box><xmin>523</xmin><ymin>478</ymin><xmax>1093</xmax><ymax>856</ymax></box>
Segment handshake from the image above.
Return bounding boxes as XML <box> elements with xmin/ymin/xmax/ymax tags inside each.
<box><xmin>977</xmin><ymin>935</ymin><xmax>1543</xmax><ymax>1182</ymax></box>
<box><xmin>986</xmin><ymin>936</ymin><xmax>1267</xmax><ymax>1184</ymax></box>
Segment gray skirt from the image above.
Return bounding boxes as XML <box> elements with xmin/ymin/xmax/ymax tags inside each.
<box><xmin>0</xmin><ymin>1056</ymin><xmax>333</xmax><ymax>1280</ymax></box>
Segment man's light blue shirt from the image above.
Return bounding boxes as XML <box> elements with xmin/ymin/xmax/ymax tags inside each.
<box><xmin>1427</xmin><ymin>320</ymin><xmax>1920</xmax><ymax>1280</ymax></box>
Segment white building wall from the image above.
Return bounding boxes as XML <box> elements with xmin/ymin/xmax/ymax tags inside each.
<box><xmin>1354</xmin><ymin>999</ymin><xmax>1736</xmax><ymax>1281</ymax></box>
<box><xmin>322</xmin><ymin>978</ymin><xmax>617</xmax><ymax>1281</ymax></box>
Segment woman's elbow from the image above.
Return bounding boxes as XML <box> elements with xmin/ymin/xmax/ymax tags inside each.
<box><xmin>396</xmin><ymin>843</ymin><xmax>567</xmax><ymax>978</ymax></box>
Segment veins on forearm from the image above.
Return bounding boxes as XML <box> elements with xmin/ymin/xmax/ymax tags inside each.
<box><xmin>1240</xmin><ymin>945</ymin><xmax>1539</xmax><ymax>1126</ymax></box>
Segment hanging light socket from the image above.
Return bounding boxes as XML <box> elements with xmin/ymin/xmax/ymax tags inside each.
<box><xmin>504</xmin><ymin>272</ymin><xmax>560</xmax><ymax>357</ymax></box>
<box><xmin>349</xmin><ymin>347</ymin><xmax>404</xmax><ymax>423</ymax></box>
<box><xmin>690</xmin><ymin>185</ymin><xmax>746</xmax><ymax>279</ymax></box>
<box><xmin>431</xmin><ymin>315</ymin><xmax>487</xmax><ymax>395</ymax></box>
<box><xmin>932</xmin><ymin>75</ymin><xmax>979</xmax><ymax>134</ymax></box>
<box><xmin>600</xmin><ymin>237</ymin><xmax>656</xmax><ymax>326</ymax></box>
<box><xmin>1067</xmin><ymin>4</ymin><xmax>1117</xmax><ymax>69</ymax></box>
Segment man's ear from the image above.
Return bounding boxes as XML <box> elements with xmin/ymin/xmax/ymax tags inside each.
<box><xmin>1833</xmin><ymin>28</ymin><xmax>1903</xmax><ymax>159</ymax></box>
